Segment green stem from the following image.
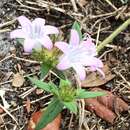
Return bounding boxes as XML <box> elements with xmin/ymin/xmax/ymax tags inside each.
<box><xmin>97</xmin><ymin>18</ymin><xmax>130</xmax><ymax>53</ymax></box>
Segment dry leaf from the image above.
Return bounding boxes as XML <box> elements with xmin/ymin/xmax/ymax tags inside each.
<box><xmin>91</xmin><ymin>88</ymin><xmax>129</xmax><ymax>113</ymax></box>
<box><xmin>85</xmin><ymin>98</ymin><xmax>116</xmax><ymax>124</ymax></box>
<box><xmin>28</xmin><ymin>110</ymin><xmax>61</xmax><ymax>130</ymax></box>
<box><xmin>36</xmin><ymin>89</ymin><xmax>44</xmax><ymax>95</ymax></box>
<box><xmin>85</xmin><ymin>87</ymin><xmax>129</xmax><ymax>124</ymax></box>
<box><xmin>12</xmin><ymin>73</ymin><xmax>25</xmax><ymax>87</ymax></box>
<box><xmin>81</xmin><ymin>64</ymin><xmax>115</xmax><ymax>87</ymax></box>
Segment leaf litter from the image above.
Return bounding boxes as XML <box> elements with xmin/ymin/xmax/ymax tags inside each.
<box><xmin>81</xmin><ymin>64</ymin><xmax>115</xmax><ymax>87</ymax></box>
<box><xmin>0</xmin><ymin>0</ymin><xmax>130</xmax><ymax>130</ymax></box>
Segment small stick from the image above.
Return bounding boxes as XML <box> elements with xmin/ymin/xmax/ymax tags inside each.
<box><xmin>0</xmin><ymin>104</ymin><xmax>19</xmax><ymax>126</ymax></box>
<box><xmin>114</xmin><ymin>70</ymin><xmax>130</xmax><ymax>87</ymax></box>
<box><xmin>0</xmin><ymin>29</ymin><xmax>11</xmax><ymax>33</ymax></box>
<box><xmin>104</xmin><ymin>0</ymin><xmax>118</xmax><ymax>11</ymax></box>
<box><xmin>0</xmin><ymin>54</ymin><xmax>14</xmax><ymax>63</ymax></box>
<box><xmin>78</xmin><ymin>99</ymin><xmax>85</xmax><ymax>130</ymax></box>
<box><xmin>2</xmin><ymin>94</ymin><xmax>52</xmax><ymax>117</ymax></box>
<box><xmin>97</xmin><ymin>18</ymin><xmax>130</xmax><ymax>52</ymax></box>
<box><xmin>0</xmin><ymin>19</ymin><xmax>16</xmax><ymax>28</ymax></box>
<box><xmin>115</xmin><ymin>5</ymin><xmax>127</xmax><ymax>20</ymax></box>
<box><xmin>96</xmin><ymin>23</ymin><xmax>101</xmax><ymax>47</ymax></box>
<box><xmin>70</xmin><ymin>0</ymin><xmax>78</xmax><ymax>12</ymax></box>
<box><xmin>13</xmin><ymin>55</ymin><xmax>38</xmax><ymax>63</ymax></box>
<box><xmin>68</xmin><ymin>113</ymin><xmax>73</xmax><ymax>130</ymax></box>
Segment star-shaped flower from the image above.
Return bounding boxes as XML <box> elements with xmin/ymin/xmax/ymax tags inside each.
<box><xmin>10</xmin><ymin>16</ymin><xmax>59</xmax><ymax>52</ymax></box>
<box><xmin>55</xmin><ymin>29</ymin><xmax>104</xmax><ymax>80</ymax></box>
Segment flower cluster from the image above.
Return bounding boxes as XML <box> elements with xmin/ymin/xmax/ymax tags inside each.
<box><xmin>11</xmin><ymin>16</ymin><xmax>104</xmax><ymax>80</ymax></box>
<box><xmin>55</xmin><ymin>30</ymin><xmax>104</xmax><ymax>80</ymax></box>
<box><xmin>10</xmin><ymin>16</ymin><xmax>59</xmax><ymax>52</ymax></box>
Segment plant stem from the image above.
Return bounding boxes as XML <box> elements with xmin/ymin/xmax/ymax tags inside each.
<box><xmin>97</xmin><ymin>18</ymin><xmax>130</xmax><ymax>53</ymax></box>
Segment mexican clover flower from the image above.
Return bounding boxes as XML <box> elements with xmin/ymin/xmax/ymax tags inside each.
<box><xmin>55</xmin><ymin>29</ymin><xmax>104</xmax><ymax>80</ymax></box>
<box><xmin>10</xmin><ymin>16</ymin><xmax>59</xmax><ymax>52</ymax></box>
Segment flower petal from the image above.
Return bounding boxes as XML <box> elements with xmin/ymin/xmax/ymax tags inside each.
<box><xmin>10</xmin><ymin>29</ymin><xmax>26</xmax><ymax>39</ymax></box>
<box><xmin>82</xmin><ymin>57</ymin><xmax>103</xmax><ymax>68</ymax></box>
<box><xmin>32</xmin><ymin>18</ymin><xmax>45</xmax><ymax>36</ymax></box>
<box><xmin>92</xmin><ymin>58</ymin><xmax>103</xmax><ymax>68</ymax></box>
<box><xmin>69</xmin><ymin>29</ymin><xmax>80</xmax><ymax>46</ymax></box>
<box><xmin>44</xmin><ymin>25</ymin><xmax>59</xmax><ymax>35</ymax></box>
<box><xmin>17</xmin><ymin>16</ymin><xmax>32</xmax><ymax>32</ymax></box>
<box><xmin>80</xmin><ymin>41</ymin><xmax>97</xmax><ymax>56</ymax></box>
<box><xmin>39</xmin><ymin>36</ymin><xmax>53</xmax><ymax>50</ymax></box>
<box><xmin>73</xmin><ymin>64</ymin><xmax>86</xmax><ymax>80</ymax></box>
<box><xmin>57</xmin><ymin>56</ymin><xmax>71</xmax><ymax>70</ymax></box>
<box><xmin>23</xmin><ymin>39</ymin><xmax>36</xmax><ymax>53</ymax></box>
<box><xmin>89</xmin><ymin>66</ymin><xmax>105</xmax><ymax>78</ymax></box>
<box><xmin>32</xmin><ymin>18</ymin><xmax>45</xmax><ymax>26</ymax></box>
<box><xmin>55</xmin><ymin>42</ymin><xmax>69</xmax><ymax>53</ymax></box>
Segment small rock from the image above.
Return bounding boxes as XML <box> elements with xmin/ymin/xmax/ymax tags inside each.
<box><xmin>0</xmin><ymin>33</ymin><xmax>10</xmax><ymax>59</ymax></box>
<box><xmin>12</xmin><ymin>73</ymin><xmax>25</xmax><ymax>87</ymax></box>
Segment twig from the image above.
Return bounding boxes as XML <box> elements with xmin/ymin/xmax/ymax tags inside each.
<box><xmin>99</xmin><ymin>49</ymin><xmax>113</xmax><ymax>59</ymax></box>
<box><xmin>89</xmin><ymin>8</ymin><xmax>121</xmax><ymax>19</ymax></box>
<box><xmin>2</xmin><ymin>94</ymin><xmax>52</xmax><ymax>117</ymax></box>
<box><xmin>0</xmin><ymin>19</ymin><xmax>16</xmax><ymax>28</ymax></box>
<box><xmin>68</xmin><ymin>113</ymin><xmax>74</xmax><ymax>130</ymax></box>
<box><xmin>0</xmin><ymin>104</ymin><xmax>19</xmax><ymax>127</ymax></box>
<box><xmin>114</xmin><ymin>70</ymin><xmax>130</xmax><ymax>87</ymax></box>
<box><xmin>0</xmin><ymin>54</ymin><xmax>14</xmax><ymax>63</ymax></box>
<box><xmin>75</xmin><ymin>75</ymin><xmax>85</xmax><ymax>130</ymax></box>
<box><xmin>96</xmin><ymin>23</ymin><xmax>101</xmax><ymax>47</ymax></box>
<box><xmin>97</xmin><ymin>18</ymin><xmax>130</xmax><ymax>52</ymax></box>
<box><xmin>13</xmin><ymin>56</ymin><xmax>38</xmax><ymax>63</ymax></box>
<box><xmin>36</xmin><ymin>0</ymin><xmax>83</xmax><ymax>17</ymax></box>
<box><xmin>0</xmin><ymin>29</ymin><xmax>11</xmax><ymax>33</ymax></box>
<box><xmin>70</xmin><ymin>0</ymin><xmax>78</xmax><ymax>12</ymax></box>
<box><xmin>78</xmin><ymin>99</ymin><xmax>85</xmax><ymax>130</ymax></box>
<box><xmin>16</xmin><ymin>0</ymin><xmax>23</xmax><ymax>5</ymax></box>
<box><xmin>104</xmin><ymin>0</ymin><xmax>118</xmax><ymax>11</ymax></box>
<box><xmin>0</xmin><ymin>54</ymin><xmax>38</xmax><ymax>64</ymax></box>
<box><xmin>115</xmin><ymin>5</ymin><xmax>127</xmax><ymax>20</ymax></box>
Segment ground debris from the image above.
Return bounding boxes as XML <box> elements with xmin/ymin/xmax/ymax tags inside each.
<box><xmin>85</xmin><ymin>87</ymin><xmax>129</xmax><ymax>124</ymax></box>
<box><xmin>27</xmin><ymin>110</ymin><xmax>61</xmax><ymax>130</ymax></box>
<box><xmin>12</xmin><ymin>72</ymin><xmax>25</xmax><ymax>87</ymax></box>
<box><xmin>82</xmin><ymin>64</ymin><xmax>115</xmax><ymax>87</ymax></box>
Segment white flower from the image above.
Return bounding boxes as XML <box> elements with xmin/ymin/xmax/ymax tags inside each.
<box><xmin>55</xmin><ymin>29</ymin><xmax>104</xmax><ymax>80</ymax></box>
<box><xmin>10</xmin><ymin>16</ymin><xmax>59</xmax><ymax>52</ymax></box>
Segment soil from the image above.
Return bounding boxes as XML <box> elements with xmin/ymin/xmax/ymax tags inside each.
<box><xmin>0</xmin><ymin>0</ymin><xmax>130</xmax><ymax>130</ymax></box>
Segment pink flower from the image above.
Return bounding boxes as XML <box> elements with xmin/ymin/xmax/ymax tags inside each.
<box><xmin>55</xmin><ymin>29</ymin><xmax>104</xmax><ymax>80</ymax></box>
<box><xmin>10</xmin><ymin>16</ymin><xmax>59</xmax><ymax>52</ymax></box>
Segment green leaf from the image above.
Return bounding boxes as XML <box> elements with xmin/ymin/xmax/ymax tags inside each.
<box><xmin>59</xmin><ymin>79</ymin><xmax>71</xmax><ymax>88</ymax></box>
<box><xmin>52</xmin><ymin>68</ymin><xmax>66</xmax><ymax>80</ymax></box>
<box><xmin>49</xmin><ymin>82</ymin><xmax>59</xmax><ymax>96</ymax></box>
<box><xmin>28</xmin><ymin>77</ymin><xmax>52</xmax><ymax>92</ymax></box>
<box><xmin>72</xmin><ymin>21</ymin><xmax>82</xmax><ymax>40</ymax></box>
<box><xmin>76</xmin><ymin>89</ymin><xmax>106</xmax><ymax>99</ymax></box>
<box><xmin>35</xmin><ymin>98</ymin><xmax>63</xmax><ymax>130</ymax></box>
<box><xmin>40</xmin><ymin>63</ymin><xmax>51</xmax><ymax>79</ymax></box>
<box><xmin>28</xmin><ymin>77</ymin><xmax>59</xmax><ymax>95</ymax></box>
<box><xmin>63</xmin><ymin>101</ymin><xmax>77</xmax><ymax>114</ymax></box>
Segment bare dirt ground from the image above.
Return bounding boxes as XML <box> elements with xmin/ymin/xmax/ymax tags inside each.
<box><xmin>0</xmin><ymin>0</ymin><xmax>130</xmax><ymax>130</ymax></box>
